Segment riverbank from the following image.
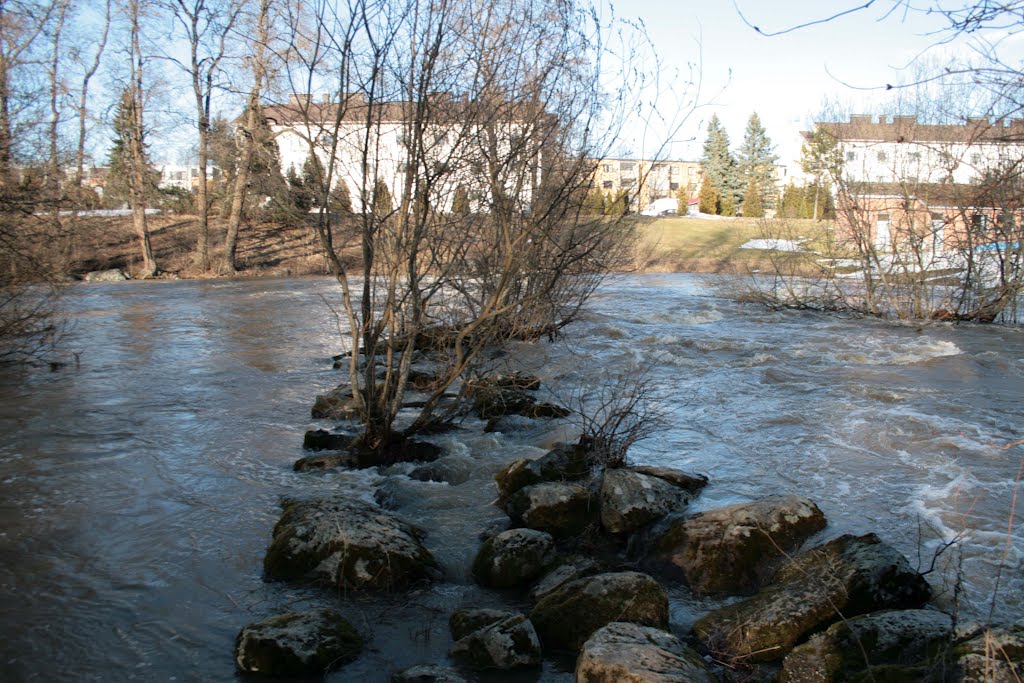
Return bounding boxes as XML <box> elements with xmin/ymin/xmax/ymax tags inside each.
<box><xmin>66</xmin><ymin>213</ymin><xmax>832</xmax><ymax>280</ymax></box>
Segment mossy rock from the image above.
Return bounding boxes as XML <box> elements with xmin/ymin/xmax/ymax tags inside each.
<box><xmin>449</xmin><ymin>614</ymin><xmax>542</xmax><ymax>670</ymax></box>
<box><xmin>642</xmin><ymin>494</ymin><xmax>827</xmax><ymax>595</ymax></box>
<box><xmin>311</xmin><ymin>386</ymin><xmax>359</xmax><ymax>420</ymax></box>
<box><xmin>494</xmin><ymin>442</ymin><xmax>592</xmax><ymax>502</ymax></box>
<box><xmin>693</xmin><ymin>534</ymin><xmax>931</xmax><ymax>664</ymax></box>
<box><xmin>472</xmin><ymin>528</ymin><xmax>557</xmax><ymax>588</ymax></box>
<box><xmin>576</xmin><ymin>622</ymin><xmax>716</xmax><ymax>683</ymax></box>
<box><xmin>449</xmin><ymin>609</ymin><xmax>519</xmax><ymax>641</ymax></box>
<box><xmin>530</xmin><ymin>571</ymin><xmax>669</xmax><ymax>653</ymax></box>
<box><xmin>302</xmin><ymin>429</ymin><xmax>357</xmax><ymax>451</ymax></box>
<box><xmin>263</xmin><ymin>497</ymin><xmax>441</xmax><ymax>591</ymax></box>
<box><xmin>234</xmin><ymin>609</ymin><xmax>362</xmax><ymax>676</ymax></box>
<box><xmin>779</xmin><ymin>609</ymin><xmax>953</xmax><ymax>682</ymax></box>
<box><xmin>951</xmin><ymin>624</ymin><xmax>1024</xmax><ymax>682</ymax></box>
<box><xmin>505</xmin><ymin>482</ymin><xmax>596</xmax><ymax>538</ymax></box>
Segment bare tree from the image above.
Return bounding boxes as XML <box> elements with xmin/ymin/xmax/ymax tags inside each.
<box><xmin>164</xmin><ymin>0</ymin><xmax>241</xmax><ymax>272</ymax></box>
<box><xmin>267</xmin><ymin>0</ymin><xmax>692</xmax><ymax>451</ymax></box>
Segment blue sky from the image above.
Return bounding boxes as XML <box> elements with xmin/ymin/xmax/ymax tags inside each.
<box><xmin>617</xmin><ymin>0</ymin><xmax>986</xmax><ymax>165</ymax></box>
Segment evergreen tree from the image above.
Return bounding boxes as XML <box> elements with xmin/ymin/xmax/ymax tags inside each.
<box><xmin>583</xmin><ymin>187</ymin><xmax>605</xmax><ymax>215</ymax></box>
<box><xmin>106</xmin><ymin>90</ymin><xmax>158</xmax><ymax>208</ymax></box>
<box><xmin>329</xmin><ymin>179</ymin><xmax>353</xmax><ymax>215</ymax></box>
<box><xmin>302</xmin><ymin>152</ymin><xmax>327</xmax><ymax>207</ymax></box>
<box><xmin>608</xmin><ymin>189</ymin><xmax>628</xmax><ymax>217</ymax></box>
<box><xmin>602</xmin><ymin>191</ymin><xmax>613</xmax><ymax>215</ymax></box>
<box><xmin>372</xmin><ymin>179</ymin><xmax>393</xmax><ymax>218</ymax></box>
<box><xmin>286</xmin><ymin>165</ymin><xmax>310</xmax><ymax>213</ymax></box>
<box><xmin>676</xmin><ymin>185</ymin><xmax>690</xmax><ymax>215</ymax></box>
<box><xmin>452</xmin><ymin>185</ymin><xmax>470</xmax><ymax>216</ymax></box>
<box><xmin>700</xmin><ymin>114</ymin><xmax>740</xmax><ymax>214</ymax></box>
<box><xmin>742</xmin><ymin>176</ymin><xmax>764</xmax><ymax>218</ymax></box>
<box><xmin>800</xmin><ymin>128</ymin><xmax>843</xmax><ymax>221</ymax></box>
<box><xmin>720</xmin><ymin>192</ymin><xmax>736</xmax><ymax>217</ymax></box>
<box><xmin>698</xmin><ymin>174</ymin><xmax>719</xmax><ymax>214</ymax></box>
<box><xmin>736</xmin><ymin>112</ymin><xmax>779</xmax><ymax>214</ymax></box>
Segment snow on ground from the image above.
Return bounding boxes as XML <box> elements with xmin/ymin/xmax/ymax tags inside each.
<box><xmin>739</xmin><ymin>238</ymin><xmax>806</xmax><ymax>252</ymax></box>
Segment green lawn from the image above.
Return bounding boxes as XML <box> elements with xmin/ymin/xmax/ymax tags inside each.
<box><xmin>636</xmin><ymin>215</ymin><xmax>838</xmax><ymax>275</ymax></box>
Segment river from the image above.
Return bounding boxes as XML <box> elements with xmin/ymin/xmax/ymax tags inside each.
<box><xmin>0</xmin><ymin>274</ymin><xmax>1021</xmax><ymax>681</ymax></box>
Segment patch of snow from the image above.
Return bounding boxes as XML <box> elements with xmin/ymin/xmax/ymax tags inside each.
<box><xmin>740</xmin><ymin>238</ymin><xmax>806</xmax><ymax>252</ymax></box>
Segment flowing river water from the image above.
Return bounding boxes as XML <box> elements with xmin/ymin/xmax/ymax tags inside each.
<box><xmin>1</xmin><ymin>273</ymin><xmax>1021</xmax><ymax>681</ymax></box>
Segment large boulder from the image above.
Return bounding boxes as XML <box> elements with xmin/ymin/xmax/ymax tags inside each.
<box><xmin>599</xmin><ymin>468</ymin><xmax>693</xmax><ymax>534</ymax></box>
<box><xmin>779</xmin><ymin>609</ymin><xmax>953</xmax><ymax>682</ymax></box>
<box><xmin>575</xmin><ymin>621</ymin><xmax>716</xmax><ymax>683</ymax></box>
<box><xmin>299</xmin><ymin>431</ymin><xmax>441</xmax><ymax>468</ymax></box>
<box><xmin>234</xmin><ymin>609</ymin><xmax>363</xmax><ymax>676</ymax></box>
<box><xmin>505</xmin><ymin>482</ymin><xmax>596</xmax><ymax>538</ymax></box>
<box><xmin>449</xmin><ymin>609</ymin><xmax>519</xmax><ymax>641</ymax></box>
<box><xmin>693</xmin><ymin>533</ymin><xmax>932</xmax><ymax>664</ymax></box>
<box><xmin>530</xmin><ymin>571</ymin><xmax>668</xmax><ymax>653</ymax></box>
<box><xmin>472</xmin><ymin>528</ymin><xmax>557</xmax><ymax>588</ymax></box>
<box><xmin>639</xmin><ymin>494</ymin><xmax>826</xmax><ymax>595</ymax></box>
<box><xmin>471</xmin><ymin>380</ymin><xmax>569</xmax><ymax>420</ymax></box>
<box><xmin>951</xmin><ymin>624</ymin><xmax>1024</xmax><ymax>682</ymax></box>
<box><xmin>494</xmin><ymin>441</ymin><xmax>592</xmax><ymax>501</ymax></box>
<box><xmin>263</xmin><ymin>497</ymin><xmax>441</xmax><ymax>591</ymax></box>
<box><xmin>449</xmin><ymin>613</ymin><xmax>542</xmax><ymax>670</ymax></box>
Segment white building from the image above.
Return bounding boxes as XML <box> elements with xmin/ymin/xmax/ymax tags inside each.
<box><xmin>263</xmin><ymin>93</ymin><xmax>543</xmax><ymax>213</ymax></box>
<box><xmin>804</xmin><ymin>114</ymin><xmax>1024</xmax><ymax>185</ymax></box>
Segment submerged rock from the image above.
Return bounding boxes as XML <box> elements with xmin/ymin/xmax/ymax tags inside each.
<box><xmin>294</xmin><ymin>452</ymin><xmax>358</xmax><ymax>472</ymax></box>
<box><xmin>391</xmin><ymin>664</ymin><xmax>467</xmax><ymax>683</ymax></box>
<box><xmin>599</xmin><ymin>468</ymin><xmax>693</xmax><ymax>534</ymax></box>
<box><xmin>575</xmin><ymin>621</ymin><xmax>716</xmax><ymax>683</ymax></box>
<box><xmin>311</xmin><ymin>386</ymin><xmax>359</xmax><ymax>420</ymax></box>
<box><xmin>299</xmin><ymin>431</ymin><xmax>441</xmax><ymax>468</ymax></box>
<box><xmin>263</xmin><ymin>497</ymin><xmax>441</xmax><ymax>591</ymax></box>
<box><xmin>505</xmin><ymin>482</ymin><xmax>596</xmax><ymax>538</ymax></box>
<box><xmin>472</xmin><ymin>528</ymin><xmax>557</xmax><ymax>588</ymax></box>
<box><xmin>449</xmin><ymin>609</ymin><xmax>520</xmax><ymax>641</ymax></box>
<box><xmin>640</xmin><ymin>494</ymin><xmax>826</xmax><ymax>595</ymax></box>
<box><xmin>234</xmin><ymin>609</ymin><xmax>362</xmax><ymax>676</ymax></box>
<box><xmin>693</xmin><ymin>533</ymin><xmax>932</xmax><ymax>664</ymax></box>
<box><xmin>779</xmin><ymin>609</ymin><xmax>954</xmax><ymax>682</ymax></box>
<box><xmin>302</xmin><ymin>429</ymin><xmax>357</xmax><ymax>452</ymax></box>
<box><xmin>449</xmin><ymin>613</ymin><xmax>542</xmax><ymax>670</ymax></box>
<box><xmin>530</xmin><ymin>571</ymin><xmax>669</xmax><ymax>653</ymax></box>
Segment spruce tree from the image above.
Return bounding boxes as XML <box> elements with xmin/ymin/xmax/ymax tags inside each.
<box><xmin>676</xmin><ymin>185</ymin><xmax>690</xmax><ymax>215</ymax></box>
<box><xmin>106</xmin><ymin>90</ymin><xmax>157</xmax><ymax>208</ymax></box>
<box><xmin>373</xmin><ymin>179</ymin><xmax>393</xmax><ymax>219</ymax></box>
<box><xmin>329</xmin><ymin>179</ymin><xmax>353</xmax><ymax>215</ymax></box>
<box><xmin>583</xmin><ymin>187</ymin><xmax>605</xmax><ymax>215</ymax></box>
<box><xmin>736</xmin><ymin>112</ymin><xmax>778</xmax><ymax>215</ymax></box>
<box><xmin>700</xmin><ymin>114</ymin><xmax>740</xmax><ymax>214</ymax></box>
<box><xmin>302</xmin><ymin>152</ymin><xmax>327</xmax><ymax>207</ymax></box>
<box><xmin>452</xmin><ymin>185</ymin><xmax>470</xmax><ymax>216</ymax></box>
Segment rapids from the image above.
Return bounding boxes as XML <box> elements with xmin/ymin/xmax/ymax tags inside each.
<box><xmin>0</xmin><ymin>273</ymin><xmax>1021</xmax><ymax>681</ymax></box>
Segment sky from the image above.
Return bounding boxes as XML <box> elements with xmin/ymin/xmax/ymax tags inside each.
<box><xmin>615</xmin><ymin>0</ymin><xmax>1006</xmax><ymax>168</ymax></box>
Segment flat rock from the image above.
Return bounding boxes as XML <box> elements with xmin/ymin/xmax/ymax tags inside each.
<box><xmin>640</xmin><ymin>494</ymin><xmax>827</xmax><ymax>595</ymax></box>
<box><xmin>576</xmin><ymin>621</ymin><xmax>716</xmax><ymax>683</ymax></box>
<box><xmin>951</xmin><ymin>624</ymin><xmax>1024</xmax><ymax>682</ymax></box>
<box><xmin>494</xmin><ymin>441</ymin><xmax>592</xmax><ymax>501</ymax></box>
<box><xmin>693</xmin><ymin>533</ymin><xmax>932</xmax><ymax>664</ymax></box>
<box><xmin>263</xmin><ymin>497</ymin><xmax>441</xmax><ymax>591</ymax></box>
<box><xmin>449</xmin><ymin>609</ymin><xmax>520</xmax><ymax>641</ymax></box>
<box><xmin>529</xmin><ymin>558</ymin><xmax>601</xmax><ymax>602</ymax></box>
<box><xmin>391</xmin><ymin>664</ymin><xmax>467</xmax><ymax>682</ymax></box>
<box><xmin>530</xmin><ymin>571</ymin><xmax>668</xmax><ymax>653</ymax></box>
<box><xmin>234</xmin><ymin>609</ymin><xmax>362</xmax><ymax>676</ymax></box>
<box><xmin>631</xmin><ymin>465</ymin><xmax>708</xmax><ymax>494</ymax></box>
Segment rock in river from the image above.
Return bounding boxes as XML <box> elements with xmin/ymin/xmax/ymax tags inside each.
<box><xmin>639</xmin><ymin>493</ymin><xmax>826</xmax><ymax>595</ymax></box>
<box><xmin>263</xmin><ymin>497</ymin><xmax>441</xmax><ymax>591</ymax></box>
<box><xmin>693</xmin><ymin>533</ymin><xmax>932</xmax><ymax>663</ymax></box>
<box><xmin>576</xmin><ymin>621</ymin><xmax>716</xmax><ymax>683</ymax></box>
<box><xmin>472</xmin><ymin>528</ymin><xmax>557</xmax><ymax>588</ymax></box>
<box><xmin>234</xmin><ymin>609</ymin><xmax>363</xmax><ymax>676</ymax></box>
<box><xmin>530</xmin><ymin>571</ymin><xmax>668</xmax><ymax>653</ymax></box>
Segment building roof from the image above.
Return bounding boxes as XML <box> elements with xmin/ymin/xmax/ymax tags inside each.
<box><xmin>802</xmin><ymin>115</ymin><xmax>1024</xmax><ymax>145</ymax></box>
<box><xmin>844</xmin><ymin>181</ymin><xmax>1019</xmax><ymax>209</ymax></box>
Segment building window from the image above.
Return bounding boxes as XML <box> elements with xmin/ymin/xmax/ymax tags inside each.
<box><xmin>971</xmin><ymin>213</ymin><xmax>988</xmax><ymax>231</ymax></box>
<box><xmin>908</xmin><ymin>151</ymin><xmax>921</xmax><ymax>161</ymax></box>
<box><xmin>621</xmin><ymin>179</ymin><xmax>635</xmax><ymax>188</ymax></box>
<box><xmin>876</xmin><ymin>151</ymin><xmax>887</xmax><ymax>162</ymax></box>
<box><xmin>846</xmin><ymin>151</ymin><xmax>857</xmax><ymax>162</ymax></box>
<box><xmin>619</xmin><ymin>162</ymin><xmax>634</xmax><ymax>173</ymax></box>
<box><xmin>602</xmin><ymin>164</ymin><xmax>611</xmax><ymax>172</ymax></box>
<box><xmin>602</xmin><ymin>180</ymin><xmax>613</xmax><ymax>189</ymax></box>
<box><xmin>688</xmin><ymin>167</ymin><xmax>696</xmax><ymax>176</ymax></box>
<box><xmin>670</xmin><ymin>182</ymin><xmax>679</xmax><ymax>191</ymax></box>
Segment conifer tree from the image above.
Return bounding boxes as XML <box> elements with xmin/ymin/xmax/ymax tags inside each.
<box><xmin>583</xmin><ymin>187</ymin><xmax>605</xmax><ymax>215</ymax></box>
<box><xmin>700</xmin><ymin>114</ymin><xmax>740</xmax><ymax>214</ymax></box>
<box><xmin>452</xmin><ymin>185</ymin><xmax>470</xmax><ymax>216</ymax></box>
<box><xmin>602</xmin><ymin>191</ymin><xmax>613</xmax><ymax>215</ymax></box>
<box><xmin>737</xmin><ymin>112</ymin><xmax>778</xmax><ymax>215</ymax></box>
<box><xmin>801</xmin><ymin>128</ymin><xmax>843</xmax><ymax>221</ymax></box>
<box><xmin>698</xmin><ymin>174</ymin><xmax>719</xmax><ymax>214</ymax></box>
<box><xmin>302</xmin><ymin>152</ymin><xmax>326</xmax><ymax>207</ymax></box>
<box><xmin>329</xmin><ymin>179</ymin><xmax>353</xmax><ymax>215</ymax></box>
<box><xmin>372</xmin><ymin>179</ymin><xmax>393</xmax><ymax>219</ymax></box>
<box><xmin>742</xmin><ymin>176</ymin><xmax>764</xmax><ymax>218</ymax></box>
<box><xmin>676</xmin><ymin>185</ymin><xmax>690</xmax><ymax>215</ymax></box>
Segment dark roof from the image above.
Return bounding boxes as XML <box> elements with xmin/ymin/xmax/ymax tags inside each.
<box><xmin>802</xmin><ymin>115</ymin><xmax>1024</xmax><ymax>145</ymax></box>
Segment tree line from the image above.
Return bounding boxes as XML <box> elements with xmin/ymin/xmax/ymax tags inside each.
<box><xmin>697</xmin><ymin>111</ymin><xmax>778</xmax><ymax>218</ymax></box>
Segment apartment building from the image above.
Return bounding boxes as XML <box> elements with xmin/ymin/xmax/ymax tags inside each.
<box><xmin>591</xmin><ymin>158</ymin><xmax>702</xmax><ymax>213</ymax></box>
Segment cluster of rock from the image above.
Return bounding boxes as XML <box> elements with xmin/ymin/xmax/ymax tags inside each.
<box><xmin>233</xmin><ymin>365</ymin><xmax>1024</xmax><ymax>680</ymax></box>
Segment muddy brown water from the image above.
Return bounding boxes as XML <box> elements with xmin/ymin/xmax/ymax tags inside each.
<box><xmin>1</xmin><ymin>274</ymin><xmax>1021</xmax><ymax>681</ymax></box>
